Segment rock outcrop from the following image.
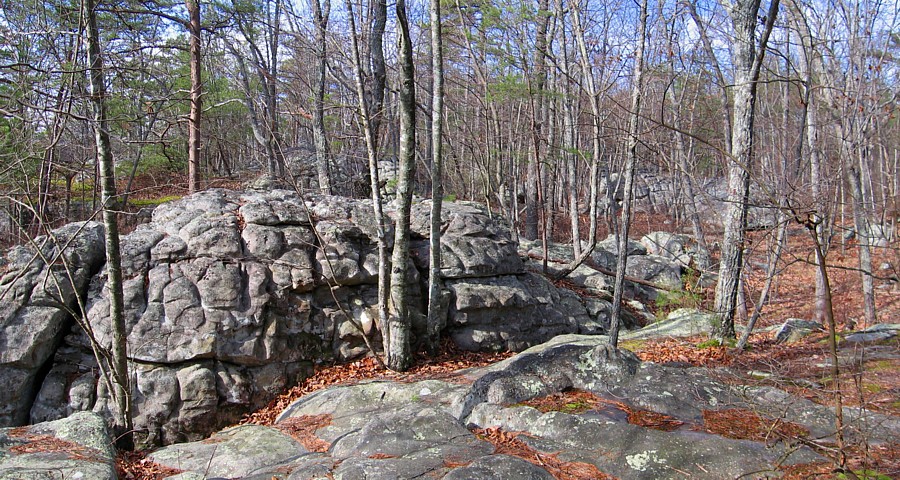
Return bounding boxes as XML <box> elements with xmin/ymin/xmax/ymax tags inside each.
<box><xmin>6</xmin><ymin>318</ymin><xmax>899</xmax><ymax>479</ymax></box>
<box><xmin>0</xmin><ymin>411</ymin><xmax>116</xmax><ymax>480</ymax></box>
<box><xmin>1</xmin><ymin>190</ymin><xmax>683</xmax><ymax>446</ymax></box>
<box><xmin>140</xmin><ymin>334</ymin><xmax>900</xmax><ymax>480</ymax></box>
<box><xmin>0</xmin><ymin>222</ymin><xmax>106</xmax><ymax>427</ymax></box>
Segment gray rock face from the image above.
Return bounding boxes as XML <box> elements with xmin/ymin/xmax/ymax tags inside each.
<box><xmin>410</xmin><ymin>201</ymin><xmax>523</xmax><ymax>279</ymax></box>
<box><xmin>774</xmin><ymin>318</ymin><xmax>825</xmax><ymax>343</ymax></box>
<box><xmin>844</xmin><ymin>323</ymin><xmax>899</xmax><ymax>344</ymax></box>
<box><xmin>641</xmin><ymin>231</ymin><xmax>694</xmax><ymax>267</ymax></box>
<box><xmin>0</xmin><ymin>222</ymin><xmax>106</xmax><ymax>427</ymax></box>
<box><xmin>141</xmin><ymin>336</ymin><xmax>873</xmax><ymax>479</ymax></box>
<box><xmin>149</xmin><ymin>425</ymin><xmax>307</xmax><ymax>479</ymax></box>
<box><xmin>0</xmin><ymin>411</ymin><xmax>116</xmax><ymax>480</ymax></box>
<box><xmin>520</xmin><ymin>235</ymin><xmax>686</xmax><ymax>303</ymax></box>
<box><xmin>446</xmin><ymin>273</ymin><xmax>589</xmax><ymax>351</ymax></box>
<box><xmin>3</xmin><ymin>191</ymin><xmax>639</xmax><ymax>446</ymax></box>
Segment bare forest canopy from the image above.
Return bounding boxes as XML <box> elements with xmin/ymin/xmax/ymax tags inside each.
<box><xmin>1</xmin><ymin>0</ymin><xmax>898</xmax><ymax>306</ymax></box>
<box><xmin>0</xmin><ymin>0</ymin><xmax>896</xmax><ymax>220</ymax></box>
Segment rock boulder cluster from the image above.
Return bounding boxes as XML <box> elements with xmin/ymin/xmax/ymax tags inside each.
<box><xmin>5</xmin><ymin>333</ymin><xmax>899</xmax><ymax>479</ymax></box>
<box><xmin>2</xmin><ymin>190</ymin><xmax>899</xmax><ymax>479</ymax></box>
<box><xmin>0</xmin><ymin>189</ymin><xmax>683</xmax><ymax>447</ymax></box>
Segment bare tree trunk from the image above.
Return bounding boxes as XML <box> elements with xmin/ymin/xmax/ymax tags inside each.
<box><xmin>806</xmin><ymin>217</ymin><xmax>846</xmax><ymax>467</ymax></box>
<box><xmin>714</xmin><ymin>0</ymin><xmax>778</xmax><ymax>341</ymax></box>
<box><xmin>186</xmin><ymin>0</ymin><xmax>201</xmax><ymax>193</ymax></box>
<box><xmin>345</xmin><ymin>0</ymin><xmax>390</xmax><ymax>359</ymax></box>
<box><xmin>311</xmin><ymin>0</ymin><xmax>332</xmax><ymax>194</ymax></box>
<box><xmin>848</xmin><ymin>166</ymin><xmax>877</xmax><ymax>327</ymax></box>
<box><xmin>687</xmin><ymin>0</ymin><xmax>733</xmax><ymax>154</ymax></box>
<box><xmin>737</xmin><ymin>215</ymin><xmax>787</xmax><ymax>350</ymax></box>
<box><xmin>387</xmin><ymin>0</ymin><xmax>417</xmax><ymax>372</ymax></box>
<box><xmin>426</xmin><ymin>0</ymin><xmax>445</xmax><ymax>353</ymax></box>
<box><xmin>524</xmin><ymin>0</ymin><xmax>550</xmax><ymax>241</ymax></box>
<box><xmin>369</xmin><ymin>0</ymin><xmax>387</xmax><ymax>138</ymax></box>
<box><xmin>557</xmin><ymin>8</ymin><xmax>580</xmax><ymax>259</ymax></box>
<box><xmin>609</xmin><ymin>0</ymin><xmax>648</xmax><ymax>347</ymax></box>
<box><xmin>83</xmin><ymin>0</ymin><xmax>133</xmax><ymax>448</ymax></box>
<box><xmin>791</xmin><ymin>3</ymin><xmax>830</xmax><ymax>325</ymax></box>
<box><xmin>670</xmin><ymin>72</ymin><xmax>711</xmax><ymax>269</ymax></box>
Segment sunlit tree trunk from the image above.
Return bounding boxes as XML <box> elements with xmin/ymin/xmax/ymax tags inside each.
<box><xmin>609</xmin><ymin>0</ymin><xmax>648</xmax><ymax>347</ymax></box>
<box><xmin>186</xmin><ymin>0</ymin><xmax>201</xmax><ymax>193</ymax></box>
<box><xmin>524</xmin><ymin>0</ymin><xmax>550</xmax><ymax>242</ymax></box>
<box><xmin>311</xmin><ymin>0</ymin><xmax>332</xmax><ymax>194</ymax></box>
<box><xmin>426</xmin><ymin>0</ymin><xmax>445</xmax><ymax>353</ymax></box>
<box><xmin>714</xmin><ymin>0</ymin><xmax>778</xmax><ymax>341</ymax></box>
<box><xmin>83</xmin><ymin>0</ymin><xmax>133</xmax><ymax>448</ymax></box>
<box><xmin>387</xmin><ymin>0</ymin><xmax>417</xmax><ymax>371</ymax></box>
<box><xmin>344</xmin><ymin>0</ymin><xmax>390</xmax><ymax>358</ymax></box>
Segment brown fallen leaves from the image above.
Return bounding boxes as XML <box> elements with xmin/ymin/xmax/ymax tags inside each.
<box><xmin>241</xmin><ymin>342</ymin><xmax>513</xmax><ymax>427</ymax></box>
<box><xmin>115</xmin><ymin>451</ymin><xmax>183</xmax><ymax>480</ymax></box>
<box><xmin>472</xmin><ymin>427</ymin><xmax>617</xmax><ymax>480</ymax></box>
<box><xmin>8</xmin><ymin>433</ymin><xmax>102</xmax><ymax>462</ymax></box>
<box><xmin>633</xmin><ymin>337</ymin><xmax>732</xmax><ymax>366</ymax></box>
<box><xmin>780</xmin><ymin>442</ymin><xmax>900</xmax><ymax>480</ymax></box>
<box><xmin>274</xmin><ymin>414</ymin><xmax>332</xmax><ymax>453</ymax></box>
<box><xmin>518</xmin><ymin>389</ymin><xmax>685</xmax><ymax>432</ymax></box>
<box><xmin>699</xmin><ymin>408</ymin><xmax>809</xmax><ymax>445</ymax></box>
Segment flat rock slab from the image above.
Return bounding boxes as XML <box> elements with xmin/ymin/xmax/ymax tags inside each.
<box><xmin>149</xmin><ymin>424</ymin><xmax>307</xmax><ymax>478</ymax></box>
<box><xmin>0</xmin><ymin>411</ymin><xmax>116</xmax><ymax>480</ymax></box>
<box><xmin>844</xmin><ymin>323</ymin><xmax>900</xmax><ymax>344</ymax></box>
<box><xmin>135</xmin><ymin>336</ymin><xmax>900</xmax><ymax>479</ymax></box>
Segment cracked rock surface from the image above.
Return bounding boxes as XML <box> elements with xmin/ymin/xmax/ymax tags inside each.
<box><xmin>5</xmin><ymin>190</ymin><xmax>650</xmax><ymax>447</ymax></box>
<box><xmin>145</xmin><ymin>334</ymin><xmax>899</xmax><ymax>479</ymax></box>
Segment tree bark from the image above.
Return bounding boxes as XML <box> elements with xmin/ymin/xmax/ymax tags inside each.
<box><xmin>369</xmin><ymin>0</ymin><xmax>387</xmax><ymax>139</ymax></box>
<box><xmin>848</xmin><ymin>166</ymin><xmax>877</xmax><ymax>327</ymax></box>
<box><xmin>344</xmin><ymin>0</ymin><xmax>390</xmax><ymax>357</ymax></box>
<box><xmin>714</xmin><ymin>0</ymin><xmax>778</xmax><ymax>341</ymax></box>
<box><xmin>524</xmin><ymin>0</ymin><xmax>551</xmax><ymax>241</ymax></box>
<box><xmin>311</xmin><ymin>0</ymin><xmax>332</xmax><ymax>194</ymax></box>
<box><xmin>83</xmin><ymin>0</ymin><xmax>133</xmax><ymax>448</ymax></box>
<box><xmin>387</xmin><ymin>0</ymin><xmax>417</xmax><ymax>371</ymax></box>
<box><xmin>426</xmin><ymin>0</ymin><xmax>445</xmax><ymax>353</ymax></box>
<box><xmin>186</xmin><ymin>0</ymin><xmax>201</xmax><ymax>193</ymax></box>
<box><xmin>609</xmin><ymin>0</ymin><xmax>648</xmax><ymax>347</ymax></box>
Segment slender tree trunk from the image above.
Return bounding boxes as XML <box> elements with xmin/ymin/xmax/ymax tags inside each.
<box><xmin>671</xmin><ymin>78</ymin><xmax>711</xmax><ymax>269</ymax></box>
<box><xmin>714</xmin><ymin>0</ymin><xmax>779</xmax><ymax>341</ymax></box>
<box><xmin>387</xmin><ymin>0</ymin><xmax>417</xmax><ymax>372</ymax></box>
<box><xmin>426</xmin><ymin>0</ymin><xmax>445</xmax><ymax>353</ymax></box>
<box><xmin>687</xmin><ymin>0</ymin><xmax>733</xmax><ymax>154</ymax></box>
<box><xmin>311</xmin><ymin>0</ymin><xmax>332</xmax><ymax>194</ymax></box>
<box><xmin>609</xmin><ymin>0</ymin><xmax>648</xmax><ymax>347</ymax></box>
<box><xmin>848</xmin><ymin>166</ymin><xmax>877</xmax><ymax>327</ymax></box>
<box><xmin>557</xmin><ymin>9</ymin><xmax>580</xmax><ymax>259</ymax></box>
<box><xmin>807</xmin><ymin>218</ymin><xmax>846</xmax><ymax>467</ymax></box>
<box><xmin>186</xmin><ymin>0</ymin><xmax>201</xmax><ymax>193</ymax></box>
<box><xmin>369</xmin><ymin>0</ymin><xmax>387</xmax><ymax>138</ymax></box>
<box><xmin>345</xmin><ymin>0</ymin><xmax>390</xmax><ymax>357</ymax></box>
<box><xmin>524</xmin><ymin>0</ymin><xmax>550</xmax><ymax>241</ymax></box>
<box><xmin>737</xmin><ymin>214</ymin><xmax>787</xmax><ymax>350</ymax></box>
<box><xmin>83</xmin><ymin>0</ymin><xmax>132</xmax><ymax>448</ymax></box>
<box><xmin>791</xmin><ymin>3</ymin><xmax>830</xmax><ymax>325</ymax></box>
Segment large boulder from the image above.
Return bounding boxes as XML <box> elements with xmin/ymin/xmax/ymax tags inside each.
<box><xmin>2</xmin><ymin>191</ymin><xmax>630</xmax><ymax>446</ymax></box>
<box><xmin>0</xmin><ymin>411</ymin><xmax>116</xmax><ymax>480</ymax></box>
<box><xmin>410</xmin><ymin>200</ymin><xmax>523</xmax><ymax>279</ymax></box>
<box><xmin>519</xmin><ymin>236</ymin><xmax>685</xmax><ymax>302</ymax></box>
<box><xmin>0</xmin><ymin>222</ymin><xmax>106</xmax><ymax>427</ymax></box>
<box><xmin>446</xmin><ymin>273</ymin><xmax>591</xmax><ymax>351</ymax></box>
